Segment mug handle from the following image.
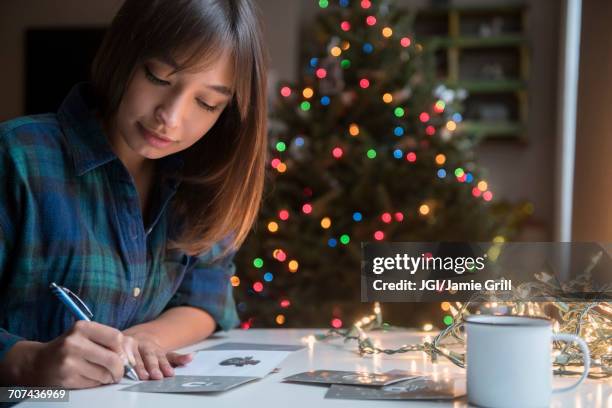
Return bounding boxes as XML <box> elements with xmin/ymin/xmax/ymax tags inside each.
<box><xmin>551</xmin><ymin>333</ymin><xmax>591</xmax><ymax>393</ymax></box>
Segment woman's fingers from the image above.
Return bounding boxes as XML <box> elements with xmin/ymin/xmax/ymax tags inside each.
<box><xmin>167</xmin><ymin>351</ymin><xmax>194</xmax><ymax>367</ymax></box>
<box><xmin>130</xmin><ymin>341</ymin><xmax>149</xmax><ymax>380</ymax></box>
<box><xmin>157</xmin><ymin>353</ymin><xmax>175</xmax><ymax>377</ymax></box>
<box><xmin>141</xmin><ymin>349</ymin><xmax>163</xmax><ymax>380</ymax></box>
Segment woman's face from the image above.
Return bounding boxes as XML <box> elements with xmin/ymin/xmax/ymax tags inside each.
<box><xmin>112</xmin><ymin>50</ymin><xmax>235</xmax><ymax>160</ymax></box>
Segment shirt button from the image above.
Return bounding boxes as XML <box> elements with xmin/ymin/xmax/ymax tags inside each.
<box><xmin>132</xmin><ymin>287</ymin><xmax>141</xmax><ymax>297</ymax></box>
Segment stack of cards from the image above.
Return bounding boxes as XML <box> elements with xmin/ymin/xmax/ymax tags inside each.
<box><xmin>283</xmin><ymin>369</ymin><xmax>465</xmax><ymax>400</ymax></box>
<box><xmin>121</xmin><ymin>342</ymin><xmax>304</xmax><ymax>395</ymax></box>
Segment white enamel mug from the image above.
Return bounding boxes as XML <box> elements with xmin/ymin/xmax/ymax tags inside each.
<box><xmin>465</xmin><ymin>315</ymin><xmax>590</xmax><ymax>408</ymax></box>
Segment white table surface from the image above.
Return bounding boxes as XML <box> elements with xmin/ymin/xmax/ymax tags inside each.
<box><xmin>17</xmin><ymin>328</ymin><xmax>611</xmax><ymax>408</ymax></box>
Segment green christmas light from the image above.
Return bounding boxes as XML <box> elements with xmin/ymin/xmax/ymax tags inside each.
<box><xmin>276</xmin><ymin>141</ymin><xmax>286</xmax><ymax>152</ymax></box>
<box><xmin>253</xmin><ymin>258</ymin><xmax>264</xmax><ymax>268</ymax></box>
<box><xmin>340</xmin><ymin>59</ymin><xmax>351</xmax><ymax>69</ymax></box>
<box><xmin>318</xmin><ymin>0</ymin><xmax>329</xmax><ymax>8</ymax></box>
<box><xmin>340</xmin><ymin>234</ymin><xmax>350</xmax><ymax>244</ymax></box>
<box><xmin>394</xmin><ymin>107</ymin><xmax>405</xmax><ymax>117</ymax></box>
<box><xmin>443</xmin><ymin>315</ymin><xmax>454</xmax><ymax>325</ymax></box>
<box><xmin>366</xmin><ymin>149</ymin><xmax>377</xmax><ymax>159</ymax></box>
<box><xmin>454</xmin><ymin>168</ymin><xmax>464</xmax><ymax>177</ymax></box>
<box><xmin>300</xmin><ymin>101</ymin><xmax>311</xmax><ymax>111</ymax></box>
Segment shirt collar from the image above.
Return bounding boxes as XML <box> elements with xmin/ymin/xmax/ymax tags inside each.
<box><xmin>57</xmin><ymin>82</ymin><xmax>184</xmax><ymax>177</ymax></box>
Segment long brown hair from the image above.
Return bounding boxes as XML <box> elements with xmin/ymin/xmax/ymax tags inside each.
<box><xmin>91</xmin><ymin>0</ymin><xmax>268</xmax><ymax>259</ymax></box>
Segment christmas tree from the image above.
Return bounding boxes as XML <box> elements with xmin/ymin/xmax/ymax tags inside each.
<box><xmin>234</xmin><ymin>0</ymin><xmax>528</xmax><ymax>329</ymax></box>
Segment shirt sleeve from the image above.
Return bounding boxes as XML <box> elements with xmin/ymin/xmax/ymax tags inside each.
<box><xmin>164</xmin><ymin>242</ymin><xmax>240</xmax><ymax>332</ymax></box>
<box><xmin>0</xmin><ymin>146</ymin><xmax>26</xmax><ymax>362</ymax></box>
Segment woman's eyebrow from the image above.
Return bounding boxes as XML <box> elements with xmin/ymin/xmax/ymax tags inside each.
<box><xmin>156</xmin><ymin>54</ymin><xmax>233</xmax><ymax>97</ymax></box>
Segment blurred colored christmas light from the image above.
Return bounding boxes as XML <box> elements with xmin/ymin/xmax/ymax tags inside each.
<box><xmin>472</xmin><ymin>187</ymin><xmax>482</xmax><ymax>197</ymax></box>
<box><xmin>273</xmin><ymin>249</ymin><xmax>287</xmax><ymax>262</ymax></box>
<box><xmin>374</xmin><ymin>230</ymin><xmax>385</xmax><ymax>240</ymax></box>
<box><xmin>263</xmin><ymin>272</ymin><xmax>273</xmax><ymax>282</ymax></box>
<box><xmin>276</xmin><ymin>141</ymin><xmax>286</xmax><ymax>152</ymax></box>
<box><xmin>280</xmin><ymin>86</ymin><xmax>291</xmax><ymax>97</ymax></box>
<box><xmin>316</xmin><ymin>68</ymin><xmax>327</xmax><ymax>79</ymax></box>
<box><xmin>332</xmin><ymin>147</ymin><xmax>343</xmax><ymax>159</ymax></box>
<box><xmin>366</xmin><ymin>149</ymin><xmax>377</xmax><ymax>159</ymax></box>
<box><xmin>435</xmin><ymin>153</ymin><xmax>446</xmax><ymax>165</ymax></box>
<box><xmin>419</xmin><ymin>112</ymin><xmax>430</xmax><ymax>122</ymax></box>
<box><xmin>441</xmin><ymin>302</ymin><xmax>451</xmax><ymax>311</ymax></box>
<box><xmin>302</xmin><ymin>203</ymin><xmax>313</xmax><ymax>214</ymax></box>
<box><xmin>394</xmin><ymin>107</ymin><xmax>405</xmax><ymax>117</ymax></box>
<box><xmin>437</xmin><ymin>169</ymin><xmax>447</xmax><ymax>178</ymax></box>
<box><xmin>349</xmin><ymin>123</ymin><xmax>360</xmax><ymax>136</ymax></box>
<box><xmin>400</xmin><ymin>37</ymin><xmax>411</xmax><ymax>47</ymax></box>
<box><xmin>309</xmin><ymin>57</ymin><xmax>318</xmax><ymax>68</ymax></box>
<box><xmin>318</xmin><ymin>0</ymin><xmax>328</xmax><ymax>8</ymax></box>
<box><xmin>465</xmin><ymin>173</ymin><xmax>474</xmax><ymax>183</ymax></box>
<box><xmin>434</xmin><ymin>100</ymin><xmax>446</xmax><ymax>113</ymax></box>
<box><xmin>352</xmin><ymin>212</ymin><xmax>363</xmax><ymax>221</ymax></box>
<box><xmin>458</xmin><ymin>173</ymin><xmax>466</xmax><ymax>182</ymax></box>
<box><xmin>328</xmin><ymin>238</ymin><xmax>338</xmax><ymax>247</ymax></box>
<box><xmin>359</xmin><ymin>78</ymin><xmax>370</xmax><ymax>88</ymax></box>
<box><xmin>454</xmin><ymin>167</ymin><xmax>465</xmax><ymax>177</ymax></box>
<box><xmin>302</xmin><ymin>87</ymin><xmax>314</xmax><ymax>98</ymax></box>
<box><xmin>394</xmin><ymin>212</ymin><xmax>404</xmax><ymax>222</ymax></box>
<box><xmin>419</xmin><ymin>204</ymin><xmax>430</xmax><ymax>215</ymax></box>
<box><xmin>330</xmin><ymin>47</ymin><xmax>342</xmax><ymax>57</ymax></box>
<box><xmin>340</xmin><ymin>21</ymin><xmax>351</xmax><ymax>31</ymax></box>
<box><xmin>340</xmin><ymin>234</ymin><xmax>350</xmax><ymax>244</ymax></box>
<box><xmin>452</xmin><ymin>112</ymin><xmax>463</xmax><ymax>122</ymax></box>
<box><xmin>393</xmin><ymin>149</ymin><xmax>403</xmax><ymax>159</ymax></box>
<box><xmin>362</xmin><ymin>43</ymin><xmax>374</xmax><ymax>53</ymax></box>
<box><xmin>253</xmin><ymin>281</ymin><xmax>264</xmax><ymax>292</ymax></box>
<box><xmin>446</xmin><ymin>121</ymin><xmax>457</xmax><ymax>131</ymax></box>
<box><xmin>276</xmin><ymin>314</ymin><xmax>285</xmax><ymax>325</ymax></box>
<box><xmin>341</xmin><ymin>41</ymin><xmax>350</xmax><ymax>50</ymax></box>
<box><xmin>478</xmin><ymin>181</ymin><xmax>488</xmax><ymax>191</ymax></box>
<box><xmin>300</xmin><ymin>101</ymin><xmax>311</xmax><ymax>111</ymax></box>
<box><xmin>230</xmin><ymin>276</ymin><xmax>240</xmax><ymax>287</ymax></box>
<box><xmin>381</xmin><ymin>212</ymin><xmax>392</xmax><ymax>223</ymax></box>
<box><xmin>280</xmin><ymin>299</ymin><xmax>291</xmax><ymax>308</ymax></box>
<box><xmin>320</xmin><ymin>217</ymin><xmax>332</xmax><ymax>229</ymax></box>
<box><xmin>270</xmin><ymin>158</ymin><xmax>281</xmax><ymax>168</ymax></box>
<box><xmin>382</xmin><ymin>93</ymin><xmax>393</xmax><ymax>103</ymax></box>
<box><xmin>321</xmin><ymin>96</ymin><xmax>330</xmax><ymax>105</ymax></box>
<box><xmin>443</xmin><ymin>315</ymin><xmax>454</xmax><ymax>325</ymax></box>
<box><xmin>276</xmin><ymin>163</ymin><xmax>287</xmax><ymax>173</ymax></box>
<box><xmin>425</xmin><ymin>125</ymin><xmax>436</xmax><ymax>136</ymax></box>
<box><xmin>267</xmin><ymin>221</ymin><xmax>279</xmax><ymax>233</ymax></box>
<box><xmin>279</xmin><ymin>209</ymin><xmax>289</xmax><ymax>220</ymax></box>
<box><xmin>340</xmin><ymin>0</ymin><xmax>349</xmax><ymax>7</ymax></box>
<box><xmin>406</xmin><ymin>152</ymin><xmax>417</xmax><ymax>162</ymax></box>
<box><xmin>253</xmin><ymin>258</ymin><xmax>264</xmax><ymax>268</ymax></box>
<box><xmin>366</xmin><ymin>16</ymin><xmax>377</xmax><ymax>26</ymax></box>
<box><xmin>423</xmin><ymin>323</ymin><xmax>433</xmax><ymax>331</ymax></box>
<box><xmin>288</xmin><ymin>260</ymin><xmax>299</xmax><ymax>272</ymax></box>
<box><xmin>341</xmin><ymin>59</ymin><xmax>351</xmax><ymax>69</ymax></box>
<box><xmin>361</xmin><ymin>0</ymin><xmax>371</xmax><ymax>9</ymax></box>
<box><xmin>394</xmin><ymin>126</ymin><xmax>404</xmax><ymax>136</ymax></box>
<box><xmin>483</xmin><ymin>191</ymin><xmax>493</xmax><ymax>201</ymax></box>
<box><xmin>241</xmin><ymin>321</ymin><xmax>251</xmax><ymax>330</ymax></box>
<box><xmin>382</xmin><ymin>27</ymin><xmax>393</xmax><ymax>37</ymax></box>
<box><xmin>295</xmin><ymin>136</ymin><xmax>305</xmax><ymax>146</ymax></box>
<box><xmin>331</xmin><ymin>318</ymin><xmax>343</xmax><ymax>328</ymax></box>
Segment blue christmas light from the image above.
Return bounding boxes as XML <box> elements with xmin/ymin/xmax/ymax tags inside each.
<box><xmin>352</xmin><ymin>212</ymin><xmax>363</xmax><ymax>222</ymax></box>
<box><xmin>362</xmin><ymin>43</ymin><xmax>374</xmax><ymax>54</ymax></box>
<box><xmin>328</xmin><ymin>238</ymin><xmax>338</xmax><ymax>247</ymax></box>
<box><xmin>394</xmin><ymin>126</ymin><xmax>404</xmax><ymax>137</ymax></box>
<box><xmin>310</xmin><ymin>57</ymin><xmax>318</xmax><ymax>68</ymax></box>
<box><xmin>339</xmin><ymin>0</ymin><xmax>350</xmax><ymax>7</ymax></box>
<box><xmin>437</xmin><ymin>169</ymin><xmax>447</xmax><ymax>178</ymax></box>
<box><xmin>321</xmin><ymin>96</ymin><xmax>330</xmax><ymax>105</ymax></box>
<box><xmin>393</xmin><ymin>149</ymin><xmax>403</xmax><ymax>159</ymax></box>
<box><xmin>452</xmin><ymin>113</ymin><xmax>463</xmax><ymax>122</ymax></box>
<box><xmin>466</xmin><ymin>172</ymin><xmax>474</xmax><ymax>183</ymax></box>
<box><xmin>263</xmin><ymin>272</ymin><xmax>273</xmax><ymax>282</ymax></box>
<box><xmin>295</xmin><ymin>136</ymin><xmax>305</xmax><ymax>146</ymax></box>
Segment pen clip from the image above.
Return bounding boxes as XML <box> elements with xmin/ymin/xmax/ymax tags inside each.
<box><xmin>60</xmin><ymin>285</ymin><xmax>94</xmax><ymax>320</ymax></box>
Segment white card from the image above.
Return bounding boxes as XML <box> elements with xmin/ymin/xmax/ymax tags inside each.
<box><xmin>174</xmin><ymin>350</ymin><xmax>292</xmax><ymax>377</ymax></box>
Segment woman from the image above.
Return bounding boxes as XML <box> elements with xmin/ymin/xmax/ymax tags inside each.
<box><xmin>0</xmin><ymin>0</ymin><xmax>268</xmax><ymax>388</ymax></box>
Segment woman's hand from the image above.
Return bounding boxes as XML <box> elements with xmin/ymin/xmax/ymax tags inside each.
<box><xmin>122</xmin><ymin>331</ymin><xmax>194</xmax><ymax>380</ymax></box>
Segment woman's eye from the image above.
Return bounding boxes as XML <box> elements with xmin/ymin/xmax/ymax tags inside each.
<box><xmin>144</xmin><ymin>65</ymin><xmax>169</xmax><ymax>85</ymax></box>
<box><xmin>196</xmin><ymin>99</ymin><xmax>218</xmax><ymax>112</ymax></box>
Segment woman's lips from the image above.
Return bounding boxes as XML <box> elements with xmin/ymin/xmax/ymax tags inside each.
<box><xmin>137</xmin><ymin>122</ymin><xmax>175</xmax><ymax>148</ymax></box>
